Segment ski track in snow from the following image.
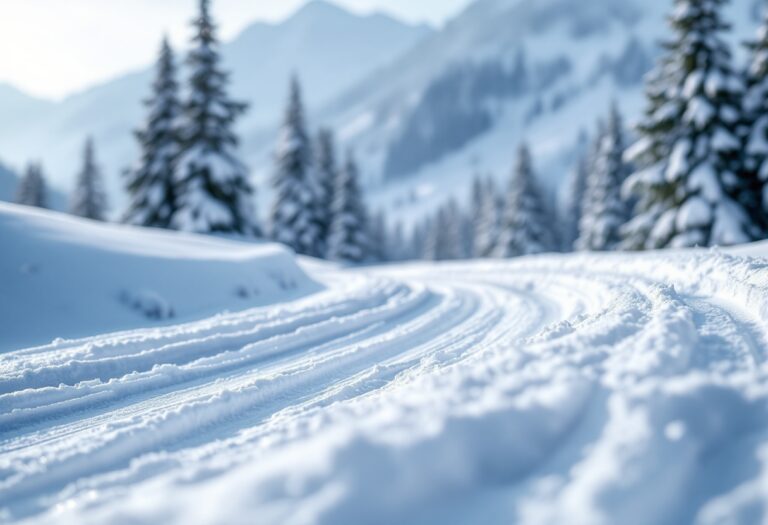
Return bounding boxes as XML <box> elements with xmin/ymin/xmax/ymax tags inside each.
<box><xmin>3</xmin><ymin>250</ymin><xmax>768</xmax><ymax>524</ymax></box>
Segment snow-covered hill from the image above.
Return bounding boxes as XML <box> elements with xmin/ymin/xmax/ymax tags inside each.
<box><xmin>0</xmin><ymin>203</ymin><xmax>320</xmax><ymax>351</ymax></box>
<box><xmin>2</xmin><ymin>203</ymin><xmax>768</xmax><ymax>523</ymax></box>
<box><xmin>305</xmin><ymin>0</ymin><xmax>763</xmax><ymax>224</ymax></box>
<box><xmin>0</xmin><ymin>1</ymin><xmax>430</xmax><ymax>208</ymax></box>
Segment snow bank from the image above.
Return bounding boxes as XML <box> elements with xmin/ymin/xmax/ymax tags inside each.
<box><xmin>0</xmin><ymin>203</ymin><xmax>321</xmax><ymax>351</ymax></box>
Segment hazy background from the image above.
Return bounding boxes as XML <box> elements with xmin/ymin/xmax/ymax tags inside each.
<box><xmin>0</xmin><ymin>0</ymin><xmax>471</xmax><ymax>99</ymax></box>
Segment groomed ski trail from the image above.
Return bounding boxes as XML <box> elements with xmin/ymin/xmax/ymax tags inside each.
<box><xmin>3</xmin><ymin>249</ymin><xmax>768</xmax><ymax>524</ymax></box>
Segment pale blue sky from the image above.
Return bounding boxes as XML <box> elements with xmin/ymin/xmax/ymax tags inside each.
<box><xmin>0</xmin><ymin>0</ymin><xmax>470</xmax><ymax>100</ymax></box>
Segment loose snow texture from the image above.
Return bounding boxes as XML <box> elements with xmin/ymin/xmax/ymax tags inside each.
<box><xmin>0</xmin><ymin>203</ymin><xmax>319</xmax><ymax>351</ymax></box>
<box><xmin>3</xmin><ymin>215</ymin><xmax>768</xmax><ymax>524</ymax></box>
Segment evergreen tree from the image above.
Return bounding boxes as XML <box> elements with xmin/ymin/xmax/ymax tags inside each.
<box><xmin>494</xmin><ymin>143</ymin><xmax>554</xmax><ymax>257</ymax></box>
<box><xmin>270</xmin><ymin>77</ymin><xmax>324</xmax><ymax>256</ymax></box>
<box><xmin>472</xmin><ymin>176</ymin><xmax>502</xmax><ymax>257</ymax></box>
<box><xmin>410</xmin><ymin>219</ymin><xmax>431</xmax><ymax>260</ymax></box>
<box><xmin>315</xmin><ymin>128</ymin><xmax>337</xmax><ymax>255</ymax></box>
<box><xmin>124</xmin><ymin>37</ymin><xmax>182</xmax><ymax>228</ymax></box>
<box><xmin>443</xmin><ymin>199</ymin><xmax>468</xmax><ymax>260</ymax></box>
<box><xmin>427</xmin><ymin>200</ymin><xmax>467</xmax><ymax>261</ymax></box>
<box><xmin>560</xmin><ymin>130</ymin><xmax>590</xmax><ymax>251</ymax></box>
<box><xmin>367</xmin><ymin>210</ymin><xmax>390</xmax><ymax>263</ymax></box>
<box><xmin>576</xmin><ymin>104</ymin><xmax>632</xmax><ymax>251</ymax></box>
<box><xmin>70</xmin><ymin>138</ymin><xmax>108</xmax><ymax>221</ymax></box>
<box><xmin>387</xmin><ymin>221</ymin><xmax>407</xmax><ymax>261</ymax></box>
<box><xmin>15</xmin><ymin>162</ymin><xmax>48</xmax><ymax>209</ymax></box>
<box><xmin>743</xmin><ymin>8</ymin><xmax>768</xmax><ymax>217</ymax></box>
<box><xmin>327</xmin><ymin>152</ymin><xmax>370</xmax><ymax>263</ymax></box>
<box><xmin>623</xmin><ymin>0</ymin><xmax>761</xmax><ymax>249</ymax></box>
<box><xmin>172</xmin><ymin>0</ymin><xmax>259</xmax><ymax>235</ymax></box>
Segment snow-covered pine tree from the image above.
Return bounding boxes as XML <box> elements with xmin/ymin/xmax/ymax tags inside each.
<box><xmin>411</xmin><ymin>219</ymin><xmax>431</xmax><ymax>260</ymax></box>
<box><xmin>443</xmin><ymin>199</ymin><xmax>468</xmax><ymax>260</ymax></box>
<box><xmin>623</xmin><ymin>0</ymin><xmax>761</xmax><ymax>249</ymax></box>
<box><xmin>270</xmin><ymin>77</ymin><xmax>325</xmax><ymax>256</ymax></box>
<box><xmin>576</xmin><ymin>104</ymin><xmax>632</xmax><ymax>251</ymax></box>
<box><xmin>427</xmin><ymin>200</ymin><xmax>467</xmax><ymax>261</ymax></box>
<box><xmin>327</xmin><ymin>151</ymin><xmax>370</xmax><ymax>263</ymax></box>
<box><xmin>743</xmin><ymin>8</ymin><xmax>768</xmax><ymax>218</ymax></box>
<box><xmin>560</xmin><ymin>130</ymin><xmax>590</xmax><ymax>251</ymax></box>
<box><xmin>387</xmin><ymin>221</ymin><xmax>407</xmax><ymax>261</ymax></box>
<box><xmin>472</xmin><ymin>176</ymin><xmax>502</xmax><ymax>257</ymax></box>
<box><xmin>70</xmin><ymin>138</ymin><xmax>108</xmax><ymax>221</ymax></box>
<box><xmin>562</xmin><ymin>155</ymin><xmax>589</xmax><ymax>251</ymax></box>
<box><xmin>368</xmin><ymin>210</ymin><xmax>389</xmax><ymax>263</ymax></box>
<box><xmin>124</xmin><ymin>37</ymin><xmax>182</xmax><ymax>229</ymax></box>
<box><xmin>494</xmin><ymin>143</ymin><xmax>554</xmax><ymax>257</ymax></box>
<box><xmin>172</xmin><ymin>0</ymin><xmax>259</xmax><ymax>236</ymax></box>
<box><xmin>315</xmin><ymin>128</ymin><xmax>337</xmax><ymax>255</ymax></box>
<box><xmin>424</xmin><ymin>208</ymin><xmax>447</xmax><ymax>261</ymax></box>
<box><xmin>15</xmin><ymin>162</ymin><xmax>48</xmax><ymax>209</ymax></box>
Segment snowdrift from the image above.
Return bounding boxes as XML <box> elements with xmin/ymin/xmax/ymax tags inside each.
<box><xmin>0</xmin><ymin>203</ymin><xmax>321</xmax><ymax>351</ymax></box>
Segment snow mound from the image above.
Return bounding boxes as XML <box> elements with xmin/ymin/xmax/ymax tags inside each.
<box><xmin>0</xmin><ymin>203</ymin><xmax>321</xmax><ymax>351</ymax></box>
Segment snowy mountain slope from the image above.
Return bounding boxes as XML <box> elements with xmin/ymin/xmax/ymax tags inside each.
<box><xmin>2</xmin><ymin>231</ymin><xmax>768</xmax><ymax>522</ymax></box>
<box><xmin>0</xmin><ymin>1</ymin><xmax>431</xmax><ymax>208</ymax></box>
<box><xmin>0</xmin><ymin>203</ymin><xmax>320</xmax><ymax>351</ymax></box>
<box><xmin>0</xmin><ymin>84</ymin><xmax>54</xmax><ymax>132</ymax></box>
<box><xmin>297</xmin><ymin>0</ymin><xmax>762</xmax><ymax>224</ymax></box>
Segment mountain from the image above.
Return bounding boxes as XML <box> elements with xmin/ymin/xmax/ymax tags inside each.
<box><xmin>0</xmin><ymin>1</ymin><xmax>431</xmax><ymax>213</ymax></box>
<box><xmin>0</xmin><ymin>83</ymin><xmax>55</xmax><ymax>130</ymax></box>
<box><xmin>299</xmin><ymin>0</ymin><xmax>761</xmax><ymax>224</ymax></box>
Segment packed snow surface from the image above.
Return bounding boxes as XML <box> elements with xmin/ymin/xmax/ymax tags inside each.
<box><xmin>3</xmin><ymin>206</ymin><xmax>768</xmax><ymax>524</ymax></box>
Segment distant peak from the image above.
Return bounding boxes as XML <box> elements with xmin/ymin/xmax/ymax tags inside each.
<box><xmin>292</xmin><ymin>0</ymin><xmax>349</xmax><ymax>20</ymax></box>
<box><xmin>288</xmin><ymin>0</ymin><xmax>426</xmax><ymax>31</ymax></box>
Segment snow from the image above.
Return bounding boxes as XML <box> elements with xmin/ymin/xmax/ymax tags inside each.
<box><xmin>0</xmin><ymin>203</ymin><xmax>320</xmax><ymax>351</ymax></box>
<box><xmin>3</xmin><ymin>204</ymin><xmax>768</xmax><ymax>523</ymax></box>
<box><xmin>676</xmin><ymin>196</ymin><xmax>711</xmax><ymax>230</ymax></box>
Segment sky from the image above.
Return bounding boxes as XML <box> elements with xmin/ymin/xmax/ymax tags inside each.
<box><xmin>0</xmin><ymin>0</ymin><xmax>471</xmax><ymax>101</ymax></box>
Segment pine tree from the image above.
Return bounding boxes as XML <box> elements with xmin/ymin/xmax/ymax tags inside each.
<box><xmin>15</xmin><ymin>162</ymin><xmax>48</xmax><ymax>209</ymax></box>
<box><xmin>172</xmin><ymin>0</ymin><xmax>259</xmax><ymax>235</ymax></box>
<box><xmin>576</xmin><ymin>105</ymin><xmax>632</xmax><ymax>251</ymax></box>
<box><xmin>472</xmin><ymin>176</ymin><xmax>502</xmax><ymax>257</ymax></box>
<box><xmin>427</xmin><ymin>200</ymin><xmax>467</xmax><ymax>261</ymax></box>
<box><xmin>270</xmin><ymin>77</ymin><xmax>324</xmax><ymax>256</ymax></box>
<box><xmin>494</xmin><ymin>143</ymin><xmax>554</xmax><ymax>257</ymax></box>
<box><xmin>315</xmin><ymin>128</ymin><xmax>337</xmax><ymax>255</ymax></box>
<box><xmin>70</xmin><ymin>138</ymin><xmax>108</xmax><ymax>221</ymax></box>
<box><xmin>411</xmin><ymin>219</ymin><xmax>431</xmax><ymax>260</ymax></box>
<box><xmin>387</xmin><ymin>221</ymin><xmax>407</xmax><ymax>261</ymax></box>
<box><xmin>743</xmin><ymin>8</ymin><xmax>768</xmax><ymax>218</ymax></box>
<box><xmin>560</xmin><ymin>130</ymin><xmax>590</xmax><ymax>251</ymax></box>
<box><xmin>367</xmin><ymin>210</ymin><xmax>390</xmax><ymax>263</ymax></box>
<box><xmin>446</xmin><ymin>199</ymin><xmax>469</xmax><ymax>260</ymax></box>
<box><xmin>124</xmin><ymin>37</ymin><xmax>182</xmax><ymax>228</ymax></box>
<box><xmin>327</xmin><ymin>151</ymin><xmax>370</xmax><ymax>263</ymax></box>
<box><xmin>623</xmin><ymin>0</ymin><xmax>761</xmax><ymax>249</ymax></box>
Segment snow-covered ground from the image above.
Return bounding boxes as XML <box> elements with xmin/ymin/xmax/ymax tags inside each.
<box><xmin>0</xmin><ymin>203</ymin><xmax>320</xmax><ymax>351</ymax></box>
<box><xmin>3</xmin><ymin>205</ymin><xmax>768</xmax><ymax>524</ymax></box>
